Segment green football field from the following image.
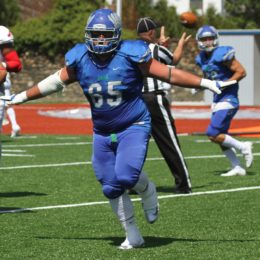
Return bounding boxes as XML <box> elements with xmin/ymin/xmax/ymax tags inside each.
<box><xmin>0</xmin><ymin>134</ymin><xmax>259</xmax><ymax>259</ymax></box>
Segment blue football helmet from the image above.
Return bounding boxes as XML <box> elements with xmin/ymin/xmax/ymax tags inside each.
<box><xmin>85</xmin><ymin>9</ymin><xmax>122</xmax><ymax>54</ymax></box>
<box><xmin>196</xmin><ymin>25</ymin><xmax>219</xmax><ymax>52</ymax></box>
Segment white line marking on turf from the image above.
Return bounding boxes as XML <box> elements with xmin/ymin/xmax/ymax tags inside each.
<box><xmin>2</xmin><ymin>149</ymin><xmax>27</xmax><ymax>152</ymax></box>
<box><xmin>0</xmin><ymin>161</ymin><xmax>91</xmax><ymax>170</ymax></box>
<box><xmin>1</xmin><ymin>186</ymin><xmax>259</xmax><ymax>214</ymax></box>
<box><xmin>2</xmin><ymin>154</ymin><xmax>35</xmax><ymax>157</ymax></box>
<box><xmin>0</xmin><ymin>153</ymin><xmax>259</xmax><ymax>170</ymax></box>
<box><xmin>2</xmin><ymin>142</ymin><xmax>92</xmax><ymax>148</ymax></box>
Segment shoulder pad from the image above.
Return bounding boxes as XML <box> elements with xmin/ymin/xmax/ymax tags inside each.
<box><xmin>117</xmin><ymin>40</ymin><xmax>151</xmax><ymax>63</ymax></box>
<box><xmin>214</xmin><ymin>46</ymin><xmax>235</xmax><ymax>63</ymax></box>
<box><xmin>65</xmin><ymin>43</ymin><xmax>88</xmax><ymax>67</ymax></box>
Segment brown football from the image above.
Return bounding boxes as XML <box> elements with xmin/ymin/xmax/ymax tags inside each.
<box><xmin>179</xmin><ymin>12</ymin><xmax>197</xmax><ymax>28</ymax></box>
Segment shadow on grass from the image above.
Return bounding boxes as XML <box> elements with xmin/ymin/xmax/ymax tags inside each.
<box><xmin>0</xmin><ymin>191</ymin><xmax>47</xmax><ymax>198</ymax></box>
<box><xmin>0</xmin><ymin>207</ymin><xmax>34</xmax><ymax>214</ymax></box>
<box><xmin>36</xmin><ymin>235</ymin><xmax>175</xmax><ymax>248</ymax></box>
<box><xmin>35</xmin><ymin>235</ymin><xmax>260</xmax><ymax>248</ymax></box>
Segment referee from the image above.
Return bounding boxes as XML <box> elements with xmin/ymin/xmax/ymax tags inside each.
<box><xmin>137</xmin><ymin>17</ymin><xmax>192</xmax><ymax>193</ymax></box>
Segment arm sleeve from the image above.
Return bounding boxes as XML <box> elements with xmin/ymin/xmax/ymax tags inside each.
<box><xmin>3</xmin><ymin>50</ymin><xmax>22</xmax><ymax>72</ymax></box>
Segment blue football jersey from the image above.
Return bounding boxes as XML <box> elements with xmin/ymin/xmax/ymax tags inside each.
<box><xmin>65</xmin><ymin>40</ymin><xmax>152</xmax><ymax>134</ymax></box>
<box><xmin>195</xmin><ymin>46</ymin><xmax>239</xmax><ymax>104</ymax></box>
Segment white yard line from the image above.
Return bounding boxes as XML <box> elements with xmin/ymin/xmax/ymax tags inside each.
<box><xmin>2</xmin><ymin>142</ymin><xmax>92</xmax><ymax>148</ymax></box>
<box><xmin>1</xmin><ymin>186</ymin><xmax>259</xmax><ymax>214</ymax></box>
<box><xmin>2</xmin><ymin>154</ymin><xmax>35</xmax><ymax>157</ymax></box>
<box><xmin>1</xmin><ymin>153</ymin><xmax>259</xmax><ymax>170</ymax></box>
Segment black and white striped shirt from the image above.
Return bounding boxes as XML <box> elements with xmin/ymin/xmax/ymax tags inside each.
<box><xmin>143</xmin><ymin>43</ymin><xmax>174</xmax><ymax>93</ymax></box>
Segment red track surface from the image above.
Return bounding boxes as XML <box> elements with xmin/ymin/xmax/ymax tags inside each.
<box><xmin>2</xmin><ymin>104</ymin><xmax>260</xmax><ymax>137</ymax></box>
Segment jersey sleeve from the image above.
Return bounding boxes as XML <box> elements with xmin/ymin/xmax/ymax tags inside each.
<box><xmin>65</xmin><ymin>43</ymin><xmax>87</xmax><ymax>68</ymax></box>
<box><xmin>158</xmin><ymin>45</ymin><xmax>173</xmax><ymax>65</ymax></box>
<box><xmin>215</xmin><ymin>46</ymin><xmax>235</xmax><ymax>63</ymax></box>
<box><xmin>195</xmin><ymin>54</ymin><xmax>201</xmax><ymax>66</ymax></box>
<box><xmin>118</xmin><ymin>40</ymin><xmax>152</xmax><ymax>63</ymax></box>
<box><xmin>3</xmin><ymin>50</ymin><xmax>22</xmax><ymax>72</ymax></box>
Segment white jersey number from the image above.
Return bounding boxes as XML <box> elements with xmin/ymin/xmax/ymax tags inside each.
<box><xmin>88</xmin><ymin>81</ymin><xmax>122</xmax><ymax>108</ymax></box>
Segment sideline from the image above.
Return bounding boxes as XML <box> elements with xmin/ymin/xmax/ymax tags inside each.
<box><xmin>1</xmin><ymin>186</ymin><xmax>260</xmax><ymax>214</ymax></box>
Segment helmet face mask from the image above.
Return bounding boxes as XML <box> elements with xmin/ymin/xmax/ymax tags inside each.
<box><xmin>85</xmin><ymin>9</ymin><xmax>122</xmax><ymax>54</ymax></box>
<box><xmin>196</xmin><ymin>25</ymin><xmax>219</xmax><ymax>52</ymax></box>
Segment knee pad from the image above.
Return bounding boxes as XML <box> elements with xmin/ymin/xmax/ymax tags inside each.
<box><xmin>102</xmin><ymin>184</ymin><xmax>124</xmax><ymax>199</ymax></box>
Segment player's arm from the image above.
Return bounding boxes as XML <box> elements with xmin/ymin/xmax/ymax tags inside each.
<box><xmin>0</xmin><ymin>62</ymin><xmax>7</xmax><ymax>84</ymax></box>
<box><xmin>1</xmin><ymin>66</ymin><xmax>77</xmax><ymax>104</ymax></box>
<box><xmin>224</xmin><ymin>57</ymin><xmax>246</xmax><ymax>82</ymax></box>
<box><xmin>138</xmin><ymin>58</ymin><xmax>234</xmax><ymax>94</ymax></box>
<box><xmin>1</xmin><ymin>46</ymin><xmax>22</xmax><ymax>72</ymax></box>
<box><xmin>172</xmin><ymin>32</ymin><xmax>191</xmax><ymax>65</ymax></box>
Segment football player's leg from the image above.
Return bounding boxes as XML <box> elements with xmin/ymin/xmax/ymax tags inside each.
<box><xmin>207</xmin><ymin>109</ymin><xmax>246</xmax><ymax>175</ymax></box>
<box><xmin>0</xmin><ymin>99</ymin><xmax>4</xmax><ymax>159</ymax></box>
<box><xmin>210</xmin><ymin>109</ymin><xmax>253</xmax><ymax>168</ymax></box>
<box><xmin>115</xmin><ymin>129</ymin><xmax>159</xmax><ymax>224</ymax></box>
<box><xmin>92</xmin><ymin>133</ymin><xmax>124</xmax><ymax>199</ymax></box>
<box><xmin>109</xmin><ymin>192</ymin><xmax>144</xmax><ymax>249</ymax></box>
<box><xmin>92</xmin><ymin>133</ymin><xmax>143</xmax><ymax>248</ymax></box>
<box><xmin>0</xmin><ymin>99</ymin><xmax>5</xmax><ymax>133</ymax></box>
<box><xmin>115</xmin><ymin>128</ymin><xmax>150</xmax><ymax>189</ymax></box>
<box><xmin>4</xmin><ymin>88</ymin><xmax>20</xmax><ymax>137</ymax></box>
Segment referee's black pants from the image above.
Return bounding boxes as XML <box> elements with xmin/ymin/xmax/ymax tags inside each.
<box><xmin>142</xmin><ymin>91</ymin><xmax>191</xmax><ymax>193</ymax></box>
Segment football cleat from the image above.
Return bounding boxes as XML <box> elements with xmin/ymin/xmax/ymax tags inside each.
<box><xmin>221</xmin><ymin>166</ymin><xmax>246</xmax><ymax>177</ymax></box>
<box><xmin>141</xmin><ymin>182</ymin><xmax>159</xmax><ymax>224</ymax></box>
<box><xmin>11</xmin><ymin>125</ymin><xmax>21</xmax><ymax>138</ymax></box>
<box><xmin>119</xmin><ymin>237</ymin><xmax>144</xmax><ymax>250</ymax></box>
<box><xmin>241</xmin><ymin>142</ymin><xmax>253</xmax><ymax>168</ymax></box>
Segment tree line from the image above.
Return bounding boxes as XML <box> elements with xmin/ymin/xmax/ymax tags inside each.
<box><xmin>1</xmin><ymin>0</ymin><xmax>259</xmax><ymax>58</ymax></box>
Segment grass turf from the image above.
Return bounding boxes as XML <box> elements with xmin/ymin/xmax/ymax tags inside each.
<box><xmin>0</xmin><ymin>134</ymin><xmax>259</xmax><ymax>259</ymax></box>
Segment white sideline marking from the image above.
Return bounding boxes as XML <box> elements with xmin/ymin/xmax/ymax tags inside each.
<box><xmin>1</xmin><ymin>186</ymin><xmax>260</xmax><ymax>214</ymax></box>
<box><xmin>0</xmin><ymin>153</ymin><xmax>260</xmax><ymax>170</ymax></box>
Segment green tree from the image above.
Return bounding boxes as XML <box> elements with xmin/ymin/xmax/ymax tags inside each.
<box><xmin>12</xmin><ymin>0</ymin><xmax>102</xmax><ymax>57</ymax></box>
<box><xmin>225</xmin><ymin>0</ymin><xmax>260</xmax><ymax>28</ymax></box>
<box><xmin>0</xmin><ymin>0</ymin><xmax>20</xmax><ymax>27</ymax></box>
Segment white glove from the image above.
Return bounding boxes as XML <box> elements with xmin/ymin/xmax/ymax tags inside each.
<box><xmin>0</xmin><ymin>92</ymin><xmax>28</xmax><ymax>105</ymax></box>
<box><xmin>200</xmin><ymin>79</ymin><xmax>237</xmax><ymax>94</ymax></box>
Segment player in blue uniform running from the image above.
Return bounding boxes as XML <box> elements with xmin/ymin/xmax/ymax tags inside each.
<box><xmin>195</xmin><ymin>25</ymin><xmax>253</xmax><ymax>177</ymax></box>
<box><xmin>1</xmin><ymin>10</ymin><xmax>235</xmax><ymax>249</ymax></box>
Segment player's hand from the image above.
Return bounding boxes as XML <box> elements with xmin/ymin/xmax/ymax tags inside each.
<box><xmin>200</xmin><ymin>79</ymin><xmax>237</xmax><ymax>94</ymax></box>
<box><xmin>158</xmin><ymin>26</ymin><xmax>170</xmax><ymax>47</ymax></box>
<box><xmin>178</xmin><ymin>32</ymin><xmax>192</xmax><ymax>46</ymax></box>
<box><xmin>0</xmin><ymin>92</ymin><xmax>27</xmax><ymax>105</ymax></box>
<box><xmin>217</xmin><ymin>80</ymin><xmax>237</xmax><ymax>90</ymax></box>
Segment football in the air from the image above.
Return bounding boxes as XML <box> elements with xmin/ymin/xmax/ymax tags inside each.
<box><xmin>179</xmin><ymin>11</ymin><xmax>197</xmax><ymax>28</ymax></box>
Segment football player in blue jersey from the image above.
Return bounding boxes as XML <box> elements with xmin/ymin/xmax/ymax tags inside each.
<box><xmin>1</xmin><ymin>10</ymin><xmax>236</xmax><ymax>249</ymax></box>
<box><xmin>195</xmin><ymin>25</ymin><xmax>253</xmax><ymax>177</ymax></box>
